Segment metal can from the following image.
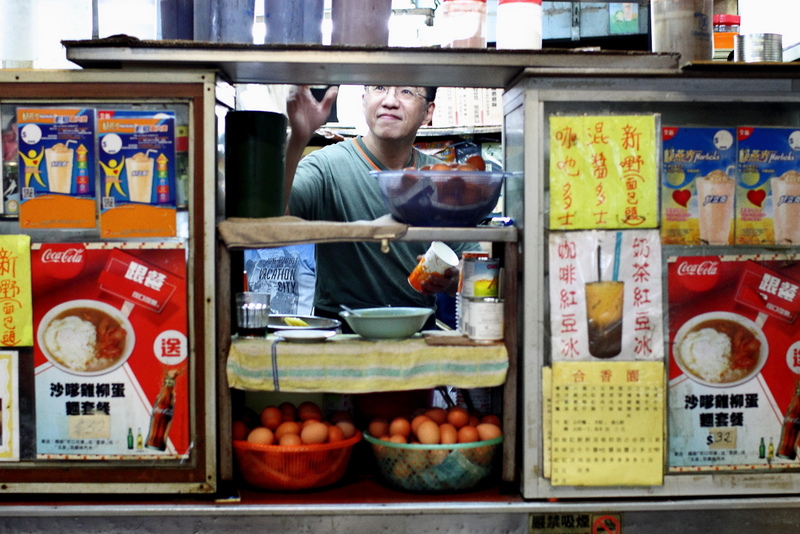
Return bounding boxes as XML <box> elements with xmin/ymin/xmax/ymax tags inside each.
<box><xmin>460</xmin><ymin>256</ymin><xmax>500</xmax><ymax>298</ymax></box>
<box><xmin>456</xmin><ymin>251</ymin><xmax>489</xmax><ymax>332</ymax></box>
<box><xmin>465</xmin><ymin>297</ymin><xmax>504</xmax><ymax>343</ymax></box>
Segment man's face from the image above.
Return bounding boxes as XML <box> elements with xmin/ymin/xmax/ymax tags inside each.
<box><xmin>362</xmin><ymin>86</ymin><xmax>435</xmax><ymax>142</ymax></box>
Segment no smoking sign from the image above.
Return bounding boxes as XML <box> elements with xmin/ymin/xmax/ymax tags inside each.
<box><xmin>592</xmin><ymin>515</ymin><xmax>621</xmax><ymax>534</ymax></box>
<box><xmin>529</xmin><ymin>513</ymin><xmax>622</xmax><ymax>534</ymax></box>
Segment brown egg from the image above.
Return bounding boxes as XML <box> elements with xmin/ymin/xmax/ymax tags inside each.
<box><xmin>274</xmin><ymin>420</ymin><xmax>302</xmax><ymax>440</ymax></box>
<box><xmin>466</xmin><ymin>155</ymin><xmax>486</xmax><ymax>171</ymax></box>
<box><xmin>456</xmin><ymin>163</ymin><xmax>478</xmax><ymax>172</ymax></box>
<box><xmin>476</xmin><ymin>423</ymin><xmax>502</xmax><ymax>441</ymax></box>
<box><xmin>279</xmin><ymin>432</ymin><xmax>302</xmax><ymax>446</ymax></box>
<box><xmin>327</xmin><ymin>424</ymin><xmax>346</xmax><ymax>443</ymax></box>
<box><xmin>301</xmin><ymin>421</ymin><xmax>329</xmax><ymax>445</ymax></box>
<box><xmin>368</xmin><ymin>418</ymin><xmax>390</xmax><ymax>438</ymax></box>
<box><xmin>416</xmin><ymin>420</ymin><xmax>441</xmax><ymax>444</ymax></box>
<box><xmin>297</xmin><ymin>401</ymin><xmax>323</xmax><ymax>422</ymax></box>
<box><xmin>259</xmin><ymin>406</ymin><xmax>283</xmax><ymax>430</ymax></box>
<box><xmin>389</xmin><ymin>417</ymin><xmax>412</xmax><ymax>438</ymax></box>
<box><xmin>232</xmin><ymin>420</ymin><xmax>249</xmax><ymax>441</ymax></box>
<box><xmin>481</xmin><ymin>414</ymin><xmax>502</xmax><ymax>427</ymax></box>
<box><xmin>439</xmin><ymin>423</ymin><xmax>458</xmax><ymax>445</ymax></box>
<box><xmin>336</xmin><ymin>420</ymin><xmax>357</xmax><ymax>439</ymax></box>
<box><xmin>389</xmin><ymin>434</ymin><xmax>408</xmax><ymax>444</ymax></box>
<box><xmin>411</xmin><ymin>414</ymin><xmax>432</xmax><ymax>435</ymax></box>
<box><xmin>278</xmin><ymin>402</ymin><xmax>297</xmax><ymax>422</ymax></box>
<box><xmin>431</xmin><ymin>163</ymin><xmax>452</xmax><ymax>171</ymax></box>
<box><xmin>446</xmin><ymin>406</ymin><xmax>470</xmax><ymax>429</ymax></box>
<box><xmin>457</xmin><ymin>425</ymin><xmax>480</xmax><ymax>443</ymax></box>
<box><xmin>246</xmin><ymin>426</ymin><xmax>274</xmax><ymax>445</ymax></box>
<box><xmin>424</xmin><ymin>407</ymin><xmax>447</xmax><ymax>425</ymax></box>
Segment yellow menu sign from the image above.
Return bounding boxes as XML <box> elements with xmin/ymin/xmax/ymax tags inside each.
<box><xmin>549</xmin><ymin>361</ymin><xmax>665</xmax><ymax>486</ymax></box>
<box><xmin>550</xmin><ymin>115</ymin><xmax>659</xmax><ymax>230</ymax></box>
<box><xmin>0</xmin><ymin>235</ymin><xmax>32</xmax><ymax>347</ymax></box>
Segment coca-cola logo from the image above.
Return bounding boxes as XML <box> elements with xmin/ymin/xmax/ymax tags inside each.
<box><xmin>674</xmin><ymin>256</ymin><xmax>721</xmax><ymax>292</ymax></box>
<box><xmin>41</xmin><ymin>248</ymin><xmax>84</xmax><ymax>264</ymax></box>
<box><xmin>38</xmin><ymin>244</ymin><xmax>86</xmax><ymax>280</ymax></box>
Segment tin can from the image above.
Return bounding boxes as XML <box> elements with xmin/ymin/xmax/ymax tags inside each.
<box><xmin>465</xmin><ymin>297</ymin><xmax>504</xmax><ymax>342</ymax></box>
<box><xmin>461</xmin><ymin>256</ymin><xmax>500</xmax><ymax>298</ymax></box>
<box><xmin>456</xmin><ymin>251</ymin><xmax>489</xmax><ymax>332</ymax></box>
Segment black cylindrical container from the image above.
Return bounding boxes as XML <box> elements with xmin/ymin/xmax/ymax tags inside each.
<box><xmin>224</xmin><ymin>111</ymin><xmax>287</xmax><ymax>218</ymax></box>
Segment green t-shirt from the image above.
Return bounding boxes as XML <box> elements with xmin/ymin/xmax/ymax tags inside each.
<box><xmin>289</xmin><ymin>137</ymin><xmax>467</xmax><ymax>315</ymax></box>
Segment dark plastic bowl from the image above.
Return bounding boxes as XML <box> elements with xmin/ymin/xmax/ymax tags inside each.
<box><xmin>372</xmin><ymin>170</ymin><xmax>506</xmax><ymax>227</ymax></box>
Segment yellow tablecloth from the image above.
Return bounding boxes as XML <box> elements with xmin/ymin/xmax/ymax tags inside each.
<box><xmin>227</xmin><ymin>334</ymin><xmax>508</xmax><ymax>393</ymax></box>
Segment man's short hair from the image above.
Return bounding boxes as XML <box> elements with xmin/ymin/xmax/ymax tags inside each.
<box><xmin>425</xmin><ymin>87</ymin><xmax>438</xmax><ymax>102</ymax></box>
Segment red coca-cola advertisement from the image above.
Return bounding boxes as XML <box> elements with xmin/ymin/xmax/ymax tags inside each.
<box><xmin>667</xmin><ymin>254</ymin><xmax>800</xmax><ymax>470</ymax></box>
<box><xmin>31</xmin><ymin>242</ymin><xmax>189</xmax><ymax>459</ymax></box>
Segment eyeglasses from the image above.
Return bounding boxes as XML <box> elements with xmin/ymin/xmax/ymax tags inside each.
<box><xmin>367</xmin><ymin>85</ymin><xmax>428</xmax><ymax>103</ymax></box>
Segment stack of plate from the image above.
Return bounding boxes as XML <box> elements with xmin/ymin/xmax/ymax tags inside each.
<box><xmin>734</xmin><ymin>33</ymin><xmax>783</xmax><ymax>62</ymax></box>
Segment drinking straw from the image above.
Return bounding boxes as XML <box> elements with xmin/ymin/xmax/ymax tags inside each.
<box><xmin>596</xmin><ymin>245</ymin><xmax>602</xmax><ymax>282</ymax></box>
<box><xmin>612</xmin><ymin>231</ymin><xmax>622</xmax><ymax>282</ymax></box>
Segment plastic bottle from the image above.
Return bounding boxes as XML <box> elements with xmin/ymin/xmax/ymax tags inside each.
<box><xmin>495</xmin><ymin>0</ymin><xmax>542</xmax><ymax>50</ymax></box>
<box><xmin>438</xmin><ymin>0</ymin><xmax>488</xmax><ymax>48</ymax></box>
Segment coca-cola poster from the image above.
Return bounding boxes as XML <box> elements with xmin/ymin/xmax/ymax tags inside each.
<box><xmin>549</xmin><ymin>229</ymin><xmax>663</xmax><ymax>362</ymax></box>
<box><xmin>31</xmin><ymin>243</ymin><xmax>189</xmax><ymax>460</ymax></box>
<box><xmin>668</xmin><ymin>254</ymin><xmax>800</xmax><ymax>470</ymax></box>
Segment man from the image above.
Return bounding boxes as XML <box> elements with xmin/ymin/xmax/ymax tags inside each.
<box><xmin>283</xmin><ymin>84</ymin><xmax>462</xmax><ymax>324</ymax></box>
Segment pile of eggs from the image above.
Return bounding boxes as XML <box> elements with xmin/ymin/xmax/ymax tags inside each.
<box><xmin>233</xmin><ymin>401</ymin><xmax>357</xmax><ymax>446</ymax></box>
<box><xmin>367</xmin><ymin>405</ymin><xmax>502</xmax><ymax>445</ymax></box>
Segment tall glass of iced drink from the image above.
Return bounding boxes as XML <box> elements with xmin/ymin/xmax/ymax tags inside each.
<box><xmin>585</xmin><ymin>280</ymin><xmax>624</xmax><ymax>359</ymax></box>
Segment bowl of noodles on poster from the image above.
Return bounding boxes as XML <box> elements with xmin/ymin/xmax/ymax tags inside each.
<box><xmin>673</xmin><ymin>311</ymin><xmax>768</xmax><ymax>388</ymax></box>
<box><xmin>37</xmin><ymin>299</ymin><xmax>136</xmax><ymax>376</ymax></box>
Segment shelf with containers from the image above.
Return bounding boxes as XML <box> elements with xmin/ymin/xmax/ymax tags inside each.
<box><xmin>0</xmin><ymin>69</ymin><xmax>225</xmax><ymax>494</ymax></box>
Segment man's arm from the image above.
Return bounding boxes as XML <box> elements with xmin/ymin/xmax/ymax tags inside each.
<box><xmin>283</xmin><ymin>85</ymin><xmax>339</xmax><ymax>213</ymax></box>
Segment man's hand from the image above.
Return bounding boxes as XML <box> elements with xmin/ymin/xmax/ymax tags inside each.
<box><xmin>419</xmin><ymin>266</ymin><xmax>459</xmax><ymax>296</ymax></box>
<box><xmin>286</xmin><ymin>85</ymin><xmax>339</xmax><ymax>144</ymax></box>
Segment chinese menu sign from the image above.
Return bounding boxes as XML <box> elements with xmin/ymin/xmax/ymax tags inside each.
<box><xmin>667</xmin><ymin>254</ymin><xmax>800</xmax><ymax>470</ymax></box>
<box><xmin>549</xmin><ymin>229</ymin><xmax>663</xmax><ymax>362</ymax></box>
<box><xmin>31</xmin><ymin>242</ymin><xmax>189</xmax><ymax>459</ymax></box>
<box><xmin>549</xmin><ymin>361</ymin><xmax>665</xmax><ymax>486</ymax></box>
<box><xmin>0</xmin><ymin>235</ymin><xmax>32</xmax><ymax>347</ymax></box>
<box><xmin>549</xmin><ymin>115</ymin><xmax>659</xmax><ymax>230</ymax></box>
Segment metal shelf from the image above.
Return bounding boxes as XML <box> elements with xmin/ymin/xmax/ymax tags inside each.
<box><xmin>63</xmin><ymin>37</ymin><xmax>680</xmax><ymax>88</ymax></box>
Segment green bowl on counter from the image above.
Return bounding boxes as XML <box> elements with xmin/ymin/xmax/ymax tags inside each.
<box><xmin>339</xmin><ymin>307</ymin><xmax>433</xmax><ymax>340</ymax></box>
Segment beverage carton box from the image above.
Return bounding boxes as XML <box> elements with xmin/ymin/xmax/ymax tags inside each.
<box><xmin>736</xmin><ymin>127</ymin><xmax>800</xmax><ymax>245</ymax></box>
<box><xmin>661</xmin><ymin>127</ymin><xmax>736</xmax><ymax>245</ymax></box>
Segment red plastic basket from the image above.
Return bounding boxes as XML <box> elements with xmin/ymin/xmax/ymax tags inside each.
<box><xmin>232</xmin><ymin>431</ymin><xmax>362</xmax><ymax>491</ymax></box>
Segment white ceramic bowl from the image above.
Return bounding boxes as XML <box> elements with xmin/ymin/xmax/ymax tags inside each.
<box><xmin>37</xmin><ymin>299</ymin><xmax>135</xmax><ymax>376</ymax></box>
<box><xmin>339</xmin><ymin>307</ymin><xmax>433</xmax><ymax>340</ymax></box>
<box><xmin>673</xmin><ymin>311</ymin><xmax>768</xmax><ymax>388</ymax></box>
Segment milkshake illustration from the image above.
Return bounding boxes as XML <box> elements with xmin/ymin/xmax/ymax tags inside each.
<box><xmin>771</xmin><ymin>170</ymin><xmax>800</xmax><ymax>245</ymax></box>
<box><xmin>44</xmin><ymin>142</ymin><xmax>75</xmax><ymax>194</ymax></box>
<box><xmin>696</xmin><ymin>170</ymin><xmax>735</xmax><ymax>245</ymax></box>
<box><xmin>127</xmin><ymin>150</ymin><xmax>156</xmax><ymax>203</ymax></box>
